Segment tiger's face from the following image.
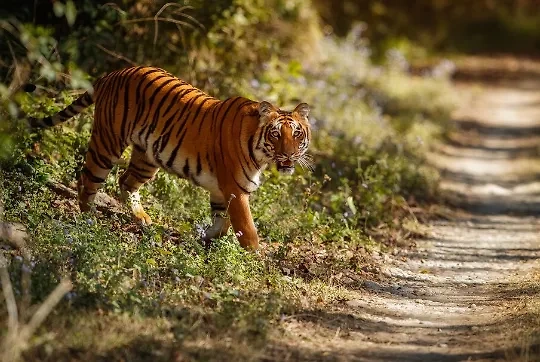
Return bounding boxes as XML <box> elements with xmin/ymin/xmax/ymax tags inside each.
<box><xmin>258</xmin><ymin>101</ymin><xmax>313</xmax><ymax>175</ymax></box>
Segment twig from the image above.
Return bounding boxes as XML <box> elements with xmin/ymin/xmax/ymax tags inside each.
<box><xmin>18</xmin><ymin>279</ymin><xmax>72</xmax><ymax>343</ymax></box>
<box><xmin>151</xmin><ymin>4</ymin><xmax>203</xmax><ymax>55</ymax></box>
<box><xmin>94</xmin><ymin>43</ymin><xmax>137</xmax><ymax>66</ymax></box>
<box><xmin>0</xmin><ymin>187</ymin><xmax>71</xmax><ymax>361</ymax></box>
<box><xmin>0</xmin><ymin>275</ymin><xmax>72</xmax><ymax>362</ymax></box>
<box><xmin>0</xmin><ymin>258</ymin><xmax>19</xmax><ymax>336</ymax></box>
<box><xmin>122</xmin><ymin>16</ymin><xmax>198</xmax><ymax>31</ymax></box>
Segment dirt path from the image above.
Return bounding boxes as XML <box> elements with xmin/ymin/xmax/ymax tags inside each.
<box><xmin>265</xmin><ymin>77</ymin><xmax>540</xmax><ymax>361</ymax></box>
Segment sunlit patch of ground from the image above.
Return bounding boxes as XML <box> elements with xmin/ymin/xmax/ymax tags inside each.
<box><xmin>263</xmin><ymin>68</ymin><xmax>540</xmax><ymax>362</ymax></box>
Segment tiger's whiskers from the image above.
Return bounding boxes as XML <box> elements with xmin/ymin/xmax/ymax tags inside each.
<box><xmin>297</xmin><ymin>154</ymin><xmax>315</xmax><ymax>172</ymax></box>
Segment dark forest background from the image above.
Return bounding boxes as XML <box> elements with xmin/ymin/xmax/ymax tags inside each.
<box><xmin>1</xmin><ymin>0</ymin><xmax>539</xmax><ymax>91</ymax></box>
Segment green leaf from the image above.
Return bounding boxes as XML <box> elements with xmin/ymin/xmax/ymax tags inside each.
<box><xmin>157</xmin><ymin>248</ymin><xmax>172</xmax><ymax>256</ymax></box>
<box><xmin>287</xmin><ymin>60</ymin><xmax>302</xmax><ymax>77</ymax></box>
<box><xmin>53</xmin><ymin>2</ymin><xmax>64</xmax><ymax>17</ymax></box>
<box><xmin>346</xmin><ymin>196</ymin><xmax>357</xmax><ymax>215</ymax></box>
<box><xmin>146</xmin><ymin>258</ymin><xmax>157</xmax><ymax>267</ymax></box>
<box><xmin>65</xmin><ymin>1</ymin><xmax>77</xmax><ymax>26</ymax></box>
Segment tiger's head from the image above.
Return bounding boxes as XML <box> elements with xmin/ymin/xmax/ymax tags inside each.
<box><xmin>258</xmin><ymin>101</ymin><xmax>313</xmax><ymax>175</ymax></box>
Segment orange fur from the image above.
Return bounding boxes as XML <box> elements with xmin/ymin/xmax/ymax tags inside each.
<box><xmin>29</xmin><ymin>66</ymin><xmax>312</xmax><ymax>250</ymax></box>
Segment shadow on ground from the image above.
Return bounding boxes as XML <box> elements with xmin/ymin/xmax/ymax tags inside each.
<box><xmin>258</xmin><ymin>74</ymin><xmax>540</xmax><ymax>361</ymax></box>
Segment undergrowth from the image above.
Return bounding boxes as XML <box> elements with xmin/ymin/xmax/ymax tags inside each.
<box><xmin>0</xmin><ymin>29</ymin><xmax>456</xmax><ymax>362</ymax></box>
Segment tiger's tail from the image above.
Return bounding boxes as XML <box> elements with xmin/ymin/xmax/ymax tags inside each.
<box><xmin>29</xmin><ymin>92</ymin><xmax>94</xmax><ymax>129</ymax></box>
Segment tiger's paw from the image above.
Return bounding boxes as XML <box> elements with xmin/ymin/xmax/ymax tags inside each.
<box><xmin>133</xmin><ymin>210</ymin><xmax>152</xmax><ymax>226</ymax></box>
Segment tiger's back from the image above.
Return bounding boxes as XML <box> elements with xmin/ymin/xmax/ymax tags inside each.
<box><xmin>29</xmin><ymin>66</ymin><xmax>312</xmax><ymax>250</ymax></box>
<box><xmin>91</xmin><ymin>67</ymin><xmax>260</xmax><ymax>193</ymax></box>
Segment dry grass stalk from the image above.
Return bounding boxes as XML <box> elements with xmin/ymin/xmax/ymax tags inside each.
<box><xmin>0</xmin><ymin>198</ymin><xmax>72</xmax><ymax>362</ymax></box>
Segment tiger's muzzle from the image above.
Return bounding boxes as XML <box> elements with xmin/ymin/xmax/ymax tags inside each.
<box><xmin>276</xmin><ymin>159</ymin><xmax>295</xmax><ymax>175</ymax></box>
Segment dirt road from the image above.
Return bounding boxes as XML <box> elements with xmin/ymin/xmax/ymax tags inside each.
<box><xmin>266</xmin><ymin>76</ymin><xmax>540</xmax><ymax>361</ymax></box>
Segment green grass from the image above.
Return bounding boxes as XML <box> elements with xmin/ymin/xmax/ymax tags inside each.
<box><xmin>0</xmin><ymin>34</ymin><xmax>456</xmax><ymax>361</ymax></box>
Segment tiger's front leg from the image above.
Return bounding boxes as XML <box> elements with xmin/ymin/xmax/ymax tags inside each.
<box><xmin>222</xmin><ymin>190</ymin><xmax>259</xmax><ymax>251</ymax></box>
<box><xmin>203</xmin><ymin>191</ymin><xmax>259</xmax><ymax>251</ymax></box>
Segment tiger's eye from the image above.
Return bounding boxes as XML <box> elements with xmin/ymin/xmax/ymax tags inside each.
<box><xmin>270</xmin><ymin>130</ymin><xmax>280</xmax><ymax>138</ymax></box>
<box><xmin>293</xmin><ymin>130</ymin><xmax>302</xmax><ymax>138</ymax></box>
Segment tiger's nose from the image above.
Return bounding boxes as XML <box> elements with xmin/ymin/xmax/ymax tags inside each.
<box><xmin>282</xmin><ymin>150</ymin><xmax>294</xmax><ymax>158</ymax></box>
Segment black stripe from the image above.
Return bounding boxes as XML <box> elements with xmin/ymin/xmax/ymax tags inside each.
<box><xmin>233</xmin><ymin>177</ymin><xmax>251</xmax><ymax>194</ymax></box>
<box><xmin>135</xmin><ymin>69</ymin><xmax>167</xmax><ymax>103</ymax></box>
<box><xmin>57</xmin><ymin>110</ymin><xmax>71</xmax><ymax>119</ymax></box>
<box><xmin>87</xmin><ymin>148</ymin><xmax>106</xmax><ymax>169</ymax></box>
<box><xmin>144</xmin><ymin>105</ymin><xmax>163</xmax><ymax>149</ymax></box>
<box><xmin>210</xmin><ymin>202</ymin><xmax>226</xmax><ymax>211</ymax></box>
<box><xmin>248</xmin><ymin>135</ymin><xmax>260</xmax><ymax>169</ymax></box>
<box><xmin>240</xmin><ymin>165</ymin><xmax>257</xmax><ymax>187</ymax></box>
<box><xmin>163</xmin><ymin>93</ymin><xmax>207</xmax><ymax>168</ymax></box>
<box><xmin>99</xmin><ymin>123</ymin><xmax>120</xmax><ymax>159</ymax></box>
<box><xmin>133</xmin><ymin>76</ymin><xmax>169</xmax><ymax>135</ymax></box>
<box><xmin>197</xmin><ymin>102</ymin><xmax>213</xmax><ymax>134</ymax></box>
<box><xmin>157</xmin><ymin>129</ymin><xmax>172</xmax><ymax>154</ymax></box>
<box><xmin>132</xmin><ymin>73</ymin><xmax>169</xmax><ymax>140</ymax></box>
<box><xmin>141</xmin><ymin>78</ymin><xmax>178</xmax><ymax>138</ymax></box>
<box><xmin>121</xmin><ymin>69</ymin><xmax>150</xmax><ymax>145</ymax></box>
<box><xmin>101</xmin><ymin>73</ymin><xmax>124</xmax><ymax>152</ymax></box>
<box><xmin>44</xmin><ymin>117</ymin><xmax>54</xmax><ymax>127</ymax></box>
<box><xmin>82</xmin><ymin>167</ymin><xmax>106</xmax><ymax>184</ymax></box>
<box><xmin>206</xmin><ymin>153</ymin><xmax>214</xmax><ymax>173</ymax></box>
<box><xmin>234</xmin><ymin>114</ymin><xmax>258</xmax><ymax>186</ymax></box>
<box><xmin>129</xmin><ymin>161</ymin><xmax>154</xmax><ymax>175</ymax></box>
<box><xmin>127</xmin><ymin>169</ymin><xmax>149</xmax><ymax>183</ymax></box>
<box><xmin>133</xmin><ymin>144</ymin><xmax>146</xmax><ymax>153</ymax></box>
<box><xmin>162</xmin><ymin>95</ymin><xmax>205</xmax><ymax>168</ymax></box>
<box><xmin>71</xmin><ymin>93</ymin><xmax>92</xmax><ymax>109</ymax></box>
<box><xmin>149</xmin><ymin>79</ymin><xmax>176</xmax><ymax>105</ymax></box>
<box><xmin>146</xmin><ymin>87</ymin><xmax>198</xmax><ymax>142</ymax></box>
<box><xmin>160</xmin><ymin>83</ymin><xmax>185</xmax><ymax>116</ymax></box>
<box><xmin>161</xmin><ymin>85</ymin><xmax>184</xmax><ymax>116</ymax></box>
<box><xmin>209</xmin><ymin>101</ymin><xmax>220</xmax><ymax>135</ymax></box>
<box><xmin>218</xmin><ymin>98</ymin><xmax>252</xmax><ymax>169</ymax></box>
<box><xmin>83</xmin><ymin>92</ymin><xmax>94</xmax><ymax>106</ymax></box>
<box><xmin>196</xmin><ymin>153</ymin><xmax>202</xmax><ymax>176</ymax></box>
<box><xmin>120</xmin><ymin>74</ymin><xmax>133</xmax><ymax>142</ymax></box>
<box><xmin>188</xmin><ymin>97</ymin><xmax>211</xmax><ymax>126</ymax></box>
<box><xmin>174</xmin><ymin>94</ymin><xmax>206</xmax><ymax>137</ymax></box>
<box><xmin>118</xmin><ymin>67</ymin><xmax>143</xmax><ymax>89</ymax></box>
<box><xmin>88</xmin><ymin>146</ymin><xmax>113</xmax><ymax>170</ymax></box>
<box><xmin>182</xmin><ymin>159</ymin><xmax>190</xmax><ymax>178</ymax></box>
<box><xmin>256</xmin><ymin>125</ymin><xmax>268</xmax><ymax>147</ymax></box>
<box><xmin>146</xmin><ymin>80</ymin><xmax>179</xmax><ymax>138</ymax></box>
<box><xmin>166</xmin><ymin>129</ymin><xmax>188</xmax><ymax>169</ymax></box>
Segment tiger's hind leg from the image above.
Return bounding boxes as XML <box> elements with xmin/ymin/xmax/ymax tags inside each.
<box><xmin>78</xmin><ymin>135</ymin><xmax>120</xmax><ymax>212</ymax></box>
<box><xmin>203</xmin><ymin>193</ymin><xmax>232</xmax><ymax>248</ymax></box>
<box><xmin>118</xmin><ymin>146</ymin><xmax>159</xmax><ymax>226</ymax></box>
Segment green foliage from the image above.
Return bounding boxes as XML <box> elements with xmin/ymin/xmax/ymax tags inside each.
<box><xmin>312</xmin><ymin>0</ymin><xmax>540</xmax><ymax>57</ymax></box>
<box><xmin>1</xmin><ymin>0</ymin><xmax>319</xmax><ymax>97</ymax></box>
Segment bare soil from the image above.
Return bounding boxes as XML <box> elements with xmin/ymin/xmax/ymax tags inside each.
<box><xmin>264</xmin><ymin>70</ymin><xmax>540</xmax><ymax>361</ymax></box>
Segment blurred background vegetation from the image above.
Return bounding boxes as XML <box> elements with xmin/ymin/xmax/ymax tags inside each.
<box><xmin>314</xmin><ymin>0</ymin><xmax>540</xmax><ymax>59</ymax></box>
<box><xmin>2</xmin><ymin>0</ymin><xmax>539</xmax><ymax>90</ymax></box>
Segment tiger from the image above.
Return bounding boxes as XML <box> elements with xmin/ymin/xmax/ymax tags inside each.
<box><xmin>27</xmin><ymin>66</ymin><xmax>312</xmax><ymax>250</ymax></box>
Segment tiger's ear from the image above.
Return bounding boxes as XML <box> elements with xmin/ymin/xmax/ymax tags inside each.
<box><xmin>293</xmin><ymin>103</ymin><xmax>310</xmax><ymax>120</ymax></box>
<box><xmin>258</xmin><ymin>101</ymin><xmax>277</xmax><ymax>119</ymax></box>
